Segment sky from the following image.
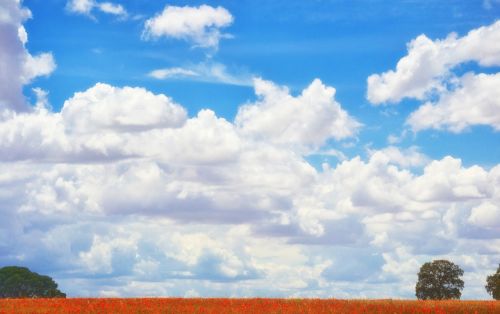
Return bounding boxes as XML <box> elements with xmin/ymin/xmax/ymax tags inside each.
<box><xmin>0</xmin><ymin>0</ymin><xmax>499</xmax><ymax>299</ymax></box>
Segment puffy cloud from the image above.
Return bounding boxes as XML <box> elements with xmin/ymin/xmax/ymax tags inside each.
<box><xmin>22</xmin><ymin>53</ymin><xmax>56</xmax><ymax>83</ymax></box>
<box><xmin>0</xmin><ymin>76</ymin><xmax>498</xmax><ymax>298</ymax></box>
<box><xmin>367</xmin><ymin>21</ymin><xmax>500</xmax><ymax>105</ymax></box>
<box><xmin>0</xmin><ymin>83</ymin><xmax>188</xmax><ymax>162</ymax></box>
<box><xmin>142</xmin><ymin>4</ymin><xmax>233</xmax><ymax>49</ymax></box>
<box><xmin>236</xmin><ymin>78</ymin><xmax>361</xmax><ymax>151</ymax></box>
<box><xmin>61</xmin><ymin>83</ymin><xmax>187</xmax><ymax>133</ymax></box>
<box><xmin>0</xmin><ymin>0</ymin><xmax>56</xmax><ymax>111</ymax></box>
<box><xmin>66</xmin><ymin>0</ymin><xmax>127</xmax><ymax>18</ymax></box>
<box><xmin>6</xmin><ymin>147</ymin><xmax>498</xmax><ymax>298</ymax></box>
<box><xmin>406</xmin><ymin>72</ymin><xmax>500</xmax><ymax>132</ymax></box>
<box><xmin>468</xmin><ymin>202</ymin><xmax>500</xmax><ymax>230</ymax></box>
<box><xmin>367</xmin><ymin>146</ymin><xmax>429</xmax><ymax>168</ymax></box>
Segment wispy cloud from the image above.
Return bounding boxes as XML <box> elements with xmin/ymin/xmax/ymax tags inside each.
<box><xmin>148</xmin><ymin>67</ymin><xmax>198</xmax><ymax>80</ymax></box>
<box><xmin>66</xmin><ymin>0</ymin><xmax>127</xmax><ymax>19</ymax></box>
<box><xmin>483</xmin><ymin>0</ymin><xmax>500</xmax><ymax>9</ymax></box>
<box><xmin>148</xmin><ymin>62</ymin><xmax>254</xmax><ymax>86</ymax></box>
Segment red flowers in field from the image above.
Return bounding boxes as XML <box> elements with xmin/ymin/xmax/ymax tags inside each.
<box><xmin>0</xmin><ymin>298</ymin><xmax>498</xmax><ymax>313</ymax></box>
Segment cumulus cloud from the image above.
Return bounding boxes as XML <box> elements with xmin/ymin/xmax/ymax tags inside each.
<box><xmin>61</xmin><ymin>83</ymin><xmax>187</xmax><ymax>133</ymax></box>
<box><xmin>236</xmin><ymin>78</ymin><xmax>361</xmax><ymax>151</ymax></box>
<box><xmin>2</xmin><ymin>134</ymin><xmax>498</xmax><ymax>297</ymax></box>
<box><xmin>0</xmin><ymin>64</ymin><xmax>498</xmax><ymax>297</ymax></box>
<box><xmin>367</xmin><ymin>21</ymin><xmax>500</xmax><ymax>105</ymax></box>
<box><xmin>0</xmin><ymin>83</ymin><xmax>189</xmax><ymax>162</ymax></box>
<box><xmin>469</xmin><ymin>202</ymin><xmax>500</xmax><ymax>230</ymax></box>
<box><xmin>406</xmin><ymin>72</ymin><xmax>500</xmax><ymax>132</ymax></box>
<box><xmin>66</xmin><ymin>0</ymin><xmax>127</xmax><ymax>18</ymax></box>
<box><xmin>142</xmin><ymin>4</ymin><xmax>233</xmax><ymax>49</ymax></box>
<box><xmin>367</xmin><ymin>20</ymin><xmax>500</xmax><ymax>134</ymax></box>
<box><xmin>2</xmin><ymin>0</ymin><xmax>499</xmax><ymax>299</ymax></box>
<box><xmin>367</xmin><ymin>146</ymin><xmax>429</xmax><ymax>168</ymax></box>
<box><xmin>0</xmin><ymin>0</ymin><xmax>56</xmax><ymax>111</ymax></box>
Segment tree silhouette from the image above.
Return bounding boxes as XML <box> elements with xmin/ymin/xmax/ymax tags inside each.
<box><xmin>486</xmin><ymin>264</ymin><xmax>500</xmax><ymax>300</ymax></box>
<box><xmin>415</xmin><ymin>260</ymin><xmax>464</xmax><ymax>300</ymax></box>
<box><xmin>0</xmin><ymin>266</ymin><xmax>65</xmax><ymax>298</ymax></box>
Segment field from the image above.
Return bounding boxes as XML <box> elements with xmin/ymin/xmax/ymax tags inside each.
<box><xmin>0</xmin><ymin>298</ymin><xmax>499</xmax><ymax>314</ymax></box>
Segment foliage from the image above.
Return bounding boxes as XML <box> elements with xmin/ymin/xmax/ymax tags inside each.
<box><xmin>0</xmin><ymin>266</ymin><xmax>65</xmax><ymax>298</ymax></box>
<box><xmin>485</xmin><ymin>264</ymin><xmax>500</xmax><ymax>300</ymax></box>
<box><xmin>415</xmin><ymin>260</ymin><xmax>464</xmax><ymax>300</ymax></box>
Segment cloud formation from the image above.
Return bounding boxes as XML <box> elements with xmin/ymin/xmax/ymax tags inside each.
<box><xmin>148</xmin><ymin>62</ymin><xmax>253</xmax><ymax>86</ymax></box>
<box><xmin>367</xmin><ymin>21</ymin><xmax>500</xmax><ymax>133</ymax></box>
<box><xmin>1</xmin><ymin>0</ymin><xmax>499</xmax><ymax>300</ymax></box>
<box><xmin>0</xmin><ymin>0</ymin><xmax>56</xmax><ymax>111</ymax></box>
<box><xmin>236</xmin><ymin>78</ymin><xmax>361</xmax><ymax>151</ymax></box>
<box><xmin>142</xmin><ymin>4</ymin><xmax>233</xmax><ymax>49</ymax></box>
<box><xmin>407</xmin><ymin>73</ymin><xmax>500</xmax><ymax>132</ymax></box>
<box><xmin>66</xmin><ymin>0</ymin><xmax>127</xmax><ymax>18</ymax></box>
<box><xmin>0</xmin><ymin>77</ymin><xmax>498</xmax><ymax>298</ymax></box>
<box><xmin>367</xmin><ymin>21</ymin><xmax>500</xmax><ymax>105</ymax></box>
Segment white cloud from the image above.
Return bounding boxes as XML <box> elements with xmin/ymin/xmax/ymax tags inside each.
<box><xmin>406</xmin><ymin>72</ymin><xmax>500</xmax><ymax>132</ymax></box>
<box><xmin>367</xmin><ymin>146</ymin><xmax>429</xmax><ymax>168</ymax></box>
<box><xmin>14</xmin><ymin>146</ymin><xmax>495</xmax><ymax>298</ymax></box>
<box><xmin>236</xmin><ymin>78</ymin><xmax>361</xmax><ymax>151</ymax></box>
<box><xmin>97</xmin><ymin>2</ymin><xmax>126</xmax><ymax>16</ymax></box>
<box><xmin>142</xmin><ymin>4</ymin><xmax>233</xmax><ymax>49</ymax></box>
<box><xmin>148</xmin><ymin>67</ymin><xmax>198</xmax><ymax>80</ymax></box>
<box><xmin>61</xmin><ymin>83</ymin><xmax>187</xmax><ymax>133</ymax></box>
<box><xmin>2</xmin><ymin>0</ymin><xmax>499</xmax><ymax>299</ymax></box>
<box><xmin>367</xmin><ymin>21</ymin><xmax>500</xmax><ymax>104</ymax></box>
<box><xmin>22</xmin><ymin>53</ymin><xmax>56</xmax><ymax>83</ymax></box>
<box><xmin>0</xmin><ymin>83</ymin><xmax>189</xmax><ymax>162</ymax></box>
<box><xmin>66</xmin><ymin>0</ymin><xmax>127</xmax><ymax>18</ymax></box>
<box><xmin>0</xmin><ymin>75</ymin><xmax>498</xmax><ymax>298</ymax></box>
<box><xmin>148</xmin><ymin>62</ymin><xmax>253</xmax><ymax>86</ymax></box>
<box><xmin>66</xmin><ymin>0</ymin><xmax>94</xmax><ymax>15</ymax></box>
<box><xmin>468</xmin><ymin>202</ymin><xmax>500</xmax><ymax>230</ymax></box>
<box><xmin>0</xmin><ymin>0</ymin><xmax>56</xmax><ymax>111</ymax></box>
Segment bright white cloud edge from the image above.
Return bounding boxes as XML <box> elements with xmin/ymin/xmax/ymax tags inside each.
<box><xmin>367</xmin><ymin>20</ymin><xmax>500</xmax><ymax>134</ymax></box>
<box><xmin>142</xmin><ymin>4</ymin><xmax>233</xmax><ymax>49</ymax></box>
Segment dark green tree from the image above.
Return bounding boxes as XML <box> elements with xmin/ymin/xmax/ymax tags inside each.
<box><xmin>486</xmin><ymin>264</ymin><xmax>500</xmax><ymax>300</ymax></box>
<box><xmin>0</xmin><ymin>266</ymin><xmax>66</xmax><ymax>298</ymax></box>
<box><xmin>415</xmin><ymin>260</ymin><xmax>464</xmax><ymax>300</ymax></box>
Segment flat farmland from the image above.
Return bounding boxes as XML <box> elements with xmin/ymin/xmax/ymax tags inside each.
<box><xmin>0</xmin><ymin>298</ymin><xmax>498</xmax><ymax>313</ymax></box>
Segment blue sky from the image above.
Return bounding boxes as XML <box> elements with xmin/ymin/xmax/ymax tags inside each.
<box><xmin>24</xmin><ymin>0</ymin><xmax>500</xmax><ymax>167</ymax></box>
<box><xmin>0</xmin><ymin>0</ymin><xmax>499</xmax><ymax>298</ymax></box>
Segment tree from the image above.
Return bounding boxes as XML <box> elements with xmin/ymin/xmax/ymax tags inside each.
<box><xmin>415</xmin><ymin>260</ymin><xmax>464</xmax><ymax>300</ymax></box>
<box><xmin>0</xmin><ymin>266</ymin><xmax>66</xmax><ymax>298</ymax></box>
<box><xmin>486</xmin><ymin>264</ymin><xmax>500</xmax><ymax>300</ymax></box>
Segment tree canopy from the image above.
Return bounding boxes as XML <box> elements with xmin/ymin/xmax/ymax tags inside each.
<box><xmin>0</xmin><ymin>266</ymin><xmax>66</xmax><ymax>298</ymax></box>
<box><xmin>486</xmin><ymin>264</ymin><xmax>500</xmax><ymax>300</ymax></box>
<box><xmin>415</xmin><ymin>260</ymin><xmax>464</xmax><ymax>300</ymax></box>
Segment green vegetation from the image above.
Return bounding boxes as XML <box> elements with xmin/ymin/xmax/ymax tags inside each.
<box><xmin>415</xmin><ymin>260</ymin><xmax>464</xmax><ymax>300</ymax></box>
<box><xmin>486</xmin><ymin>264</ymin><xmax>500</xmax><ymax>300</ymax></box>
<box><xmin>0</xmin><ymin>266</ymin><xmax>65</xmax><ymax>298</ymax></box>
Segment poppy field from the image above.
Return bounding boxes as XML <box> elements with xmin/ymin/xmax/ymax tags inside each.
<box><xmin>0</xmin><ymin>298</ymin><xmax>498</xmax><ymax>314</ymax></box>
